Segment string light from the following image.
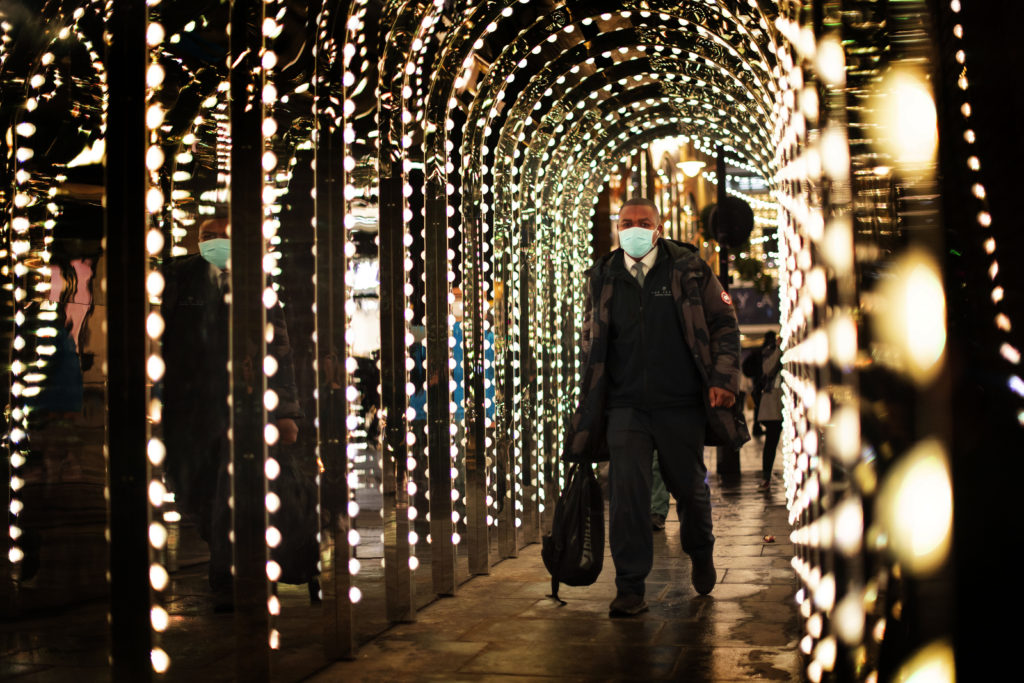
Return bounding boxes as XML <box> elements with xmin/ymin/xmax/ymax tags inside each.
<box><xmin>943</xmin><ymin>0</ymin><xmax>1021</xmax><ymax>416</ymax></box>
<box><xmin>143</xmin><ymin>1</ymin><xmax>170</xmax><ymax>670</ymax></box>
<box><xmin>4</xmin><ymin>0</ymin><xmax>107</xmax><ymax>595</ymax></box>
<box><xmin>261</xmin><ymin>0</ymin><xmax>285</xmax><ymax>648</ymax></box>
<box><xmin>340</xmin><ymin>0</ymin><xmax>371</xmax><ymax>600</ymax></box>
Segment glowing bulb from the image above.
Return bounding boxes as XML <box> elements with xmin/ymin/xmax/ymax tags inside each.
<box><xmin>151</xmin><ymin>606</ymin><xmax>169</xmax><ymax>631</ymax></box>
<box><xmin>146</xmin><ymin>229</ymin><xmax>164</xmax><ymax>256</ymax></box>
<box><xmin>146</xmin><ymin>63</ymin><xmax>165</xmax><ymax>88</ymax></box>
<box><xmin>876</xmin><ymin>439</ymin><xmax>952</xmax><ymax>575</ymax></box>
<box><xmin>894</xmin><ymin>640</ymin><xmax>955</xmax><ymax>683</ymax></box>
<box><xmin>264</xmin><ymin>423</ymin><xmax>280</xmax><ymax>445</ymax></box>
<box><xmin>147</xmin><ymin>22</ymin><xmax>165</xmax><ymax>46</ymax></box>
<box><xmin>265</xmin><ymin>457</ymin><xmax>280</xmax><ymax>480</ymax></box>
<box><xmin>870</xmin><ymin>69</ymin><xmax>938</xmax><ymax>171</ymax></box>
<box><xmin>874</xmin><ymin>251</ymin><xmax>946</xmax><ymax>383</ymax></box>
<box><xmin>151</xmin><ymin>648</ymin><xmax>170</xmax><ymax>673</ymax></box>
<box><xmin>149</xmin><ymin>522</ymin><xmax>168</xmax><ymax>549</ymax></box>
<box><xmin>148</xmin><ymin>480</ymin><xmax>166</xmax><ymax>507</ymax></box>
<box><xmin>146</xmin><ymin>104</ymin><xmax>165</xmax><ymax>130</ymax></box>
<box><xmin>147</xmin><ymin>439</ymin><xmax>166</xmax><ymax>466</ymax></box>
<box><xmin>146</xmin><ymin>146</ymin><xmax>164</xmax><ymax>171</ymax></box>
<box><xmin>263</xmin><ymin>390</ymin><xmax>279</xmax><ymax>411</ymax></box>
<box><xmin>146</xmin><ymin>355</ymin><xmax>166</xmax><ymax>382</ymax></box>
<box><xmin>834</xmin><ymin>592</ymin><xmax>865</xmax><ymax>645</ymax></box>
<box><xmin>815</xmin><ymin>37</ymin><xmax>845</xmax><ymax>87</ymax></box>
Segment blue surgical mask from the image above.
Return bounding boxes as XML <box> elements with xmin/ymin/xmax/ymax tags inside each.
<box><xmin>618</xmin><ymin>227</ymin><xmax>657</xmax><ymax>259</ymax></box>
<box><xmin>199</xmin><ymin>238</ymin><xmax>230</xmax><ymax>270</ymax></box>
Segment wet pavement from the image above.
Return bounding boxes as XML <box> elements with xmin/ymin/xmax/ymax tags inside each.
<box><xmin>1</xmin><ymin>436</ymin><xmax>803</xmax><ymax>682</ymax></box>
<box><xmin>306</xmin><ymin>437</ymin><xmax>804</xmax><ymax>682</ymax></box>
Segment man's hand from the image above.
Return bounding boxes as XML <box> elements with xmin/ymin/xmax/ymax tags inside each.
<box><xmin>709</xmin><ymin>387</ymin><xmax>735</xmax><ymax>409</ymax></box>
<box><xmin>276</xmin><ymin>418</ymin><xmax>299</xmax><ymax>445</ymax></box>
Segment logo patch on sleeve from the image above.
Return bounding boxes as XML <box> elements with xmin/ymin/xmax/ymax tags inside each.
<box><xmin>721</xmin><ymin>291</ymin><xmax>733</xmax><ymax>305</ymax></box>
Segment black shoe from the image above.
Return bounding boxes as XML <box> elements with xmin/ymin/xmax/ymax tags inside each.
<box><xmin>691</xmin><ymin>551</ymin><xmax>717</xmax><ymax>596</ymax></box>
<box><xmin>651</xmin><ymin>513</ymin><xmax>666</xmax><ymax>531</ymax></box>
<box><xmin>609</xmin><ymin>593</ymin><xmax>648</xmax><ymax>617</ymax></box>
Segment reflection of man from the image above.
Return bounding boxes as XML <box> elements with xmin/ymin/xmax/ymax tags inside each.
<box><xmin>564</xmin><ymin>198</ymin><xmax>745</xmax><ymax>617</ymax></box>
<box><xmin>162</xmin><ymin>217</ymin><xmax>301</xmax><ymax>608</ymax></box>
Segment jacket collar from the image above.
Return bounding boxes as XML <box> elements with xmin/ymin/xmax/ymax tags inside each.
<box><xmin>590</xmin><ymin>238</ymin><xmax>700</xmax><ymax>279</ymax></box>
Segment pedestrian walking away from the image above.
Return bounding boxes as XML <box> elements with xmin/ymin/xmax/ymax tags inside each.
<box><xmin>757</xmin><ymin>332</ymin><xmax>783</xmax><ymax>489</ymax></box>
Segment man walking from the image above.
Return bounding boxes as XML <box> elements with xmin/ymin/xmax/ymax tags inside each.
<box><xmin>563</xmin><ymin>197</ymin><xmax>746</xmax><ymax>616</ymax></box>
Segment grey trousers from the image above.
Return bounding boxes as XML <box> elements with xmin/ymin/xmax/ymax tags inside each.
<box><xmin>606</xmin><ymin>406</ymin><xmax>714</xmax><ymax>597</ymax></box>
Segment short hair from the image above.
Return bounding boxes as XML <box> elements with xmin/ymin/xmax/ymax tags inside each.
<box><xmin>199</xmin><ymin>217</ymin><xmax>229</xmax><ymax>234</ymax></box>
<box><xmin>620</xmin><ymin>197</ymin><xmax>661</xmax><ymax>222</ymax></box>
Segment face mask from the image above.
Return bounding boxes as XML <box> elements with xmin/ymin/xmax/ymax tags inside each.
<box><xmin>618</xmin><ymin>227</ymin><xmax>657</xmax><ymax>259</ymax></box>
<box><xmin>199</xmin><ymin>238</ymin><xmax>230</xmax><ymax>270</ymax></box>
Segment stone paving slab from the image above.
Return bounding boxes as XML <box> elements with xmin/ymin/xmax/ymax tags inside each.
<box><xmin>306</xmin><ymin>440</ymin><xmax>807</xmax><ymax>682</ymax></box>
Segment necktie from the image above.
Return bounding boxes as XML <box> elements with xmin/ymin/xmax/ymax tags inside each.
<box><xmin>631</xmin><ymin>261</ymin><xmax>645</xmax><ymax>287</ymax></box>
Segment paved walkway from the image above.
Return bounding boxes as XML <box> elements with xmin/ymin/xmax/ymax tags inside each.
<box><xmin>307</xmin><ymin>439</ymin><xmax>804</xmax><ymax>682</ymax></box>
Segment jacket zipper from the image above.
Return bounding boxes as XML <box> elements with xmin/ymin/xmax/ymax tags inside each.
<box><xmin>638</xmin><ymin>271</ymin><xmax>647</xmax><ymax>410</ymax></box>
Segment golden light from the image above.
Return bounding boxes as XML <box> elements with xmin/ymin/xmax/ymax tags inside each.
<box><xmin>869</xmin><ymin>68</ymin><xmax>939</xmax><ymax>172</ymax></box>
<box><xmin>151</xmin><ymin>647</ymin><xmax>170</xmax><ymax>674</ymax></box>
<box><xmin>876</xmin><ymin>439</ymin><xmax>952</xmax><ymax>576</ymax></box>
<box><xmin>834</xmin><ymin>591</ymin><xmax>865</xmax><ymax>645</ymax></box>
<box><xmin>678</xmin><ymin>160</ymin><xmax>706</xmax><ymax>177</ymax></box>
<box><xmin>873</xmin><ymin>251</ymin><xmax>946</xmax><ymax>384</ymax></box>
<box><xmin>893</xmin><ymin>640</ymin><xmax>955</xmax><ymax>683</ymax></box>
<box><xmin>150</xmin><ymin>606</ymin><xmax>169</xmax><ymax>632</ymax></box>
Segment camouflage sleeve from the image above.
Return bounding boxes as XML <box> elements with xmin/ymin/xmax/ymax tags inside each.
<box><xmin>579</xmin><ymin>275</ymin><xmax>595</xmax><ymax>363</ymax></box>
<box><xmin>699</xmin><ymin>263</ymin><xmax>741</xmax><ymax>394</ymax></box>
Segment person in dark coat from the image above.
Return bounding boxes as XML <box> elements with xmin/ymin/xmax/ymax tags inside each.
<box><xmin>161</xmin><ymin>218</ymin><xmax>302</xmax><ymax>607</ymax></box>
<box><xmin>757</xmin><ymin>332</ymin><xmax>783</xmax><ymax>488</ymax></box>
<box><xmin>742</xmin><ymin>344</ymin><xmax>765</xmax><ymax>437</ymax></box>
<box><xmin>563</xmin><ymin>198</ymin><xmax>746</xmax><ymax>617</ymax></box>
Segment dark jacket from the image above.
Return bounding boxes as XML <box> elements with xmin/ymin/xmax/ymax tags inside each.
<box><xmin>161</xmin><ymin>254</ymin><xmax>302</xmax><ymax>512</ymax></box>
<box><xmin>563</xmin><ymin>239</ymin><xmax>748</xmax><ymax>462</ymax></box>
<box><xmin>606</xmin><ymin>247</ymin><xmax>703</xmax><ymax>408</ymax></box>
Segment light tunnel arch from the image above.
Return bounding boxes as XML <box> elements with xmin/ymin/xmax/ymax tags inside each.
<box><xmin>0</xmin><ymin>1</ymin><xmax>997</xmax><ymax>680</ymax></box>
<box><xmin>423</xmin><ymin>2</ymin><xmax>782</xmax><ymax>458</ymax></box>
<box><xmin>458</xmin><ymin>12</ymin><xmax>782</xmax><ymax>208</ymax></box>
<box><xmin>407</xmin><ymin>7</ymin><xmax>790</xmax><ymax>553</ymax></box>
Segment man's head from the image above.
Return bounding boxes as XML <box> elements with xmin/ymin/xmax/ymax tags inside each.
<box><xmin>617</xmin><ymin>198</ymin><xmax>662</xmax><ymax>259</ymax></box>
<box><xmin>198</xmin><ymin>217</ymin><xmax>230</xmax><ymax>270</ymax></box>
<box><xmin>763</xmin><ymin>331</ymin><xmax>777</xmax><ymax>348</ymax></box>
<box><xmin>199</xmin><ymin>217</ymin><xmax>229</xmax><ymax>241</ymax></box>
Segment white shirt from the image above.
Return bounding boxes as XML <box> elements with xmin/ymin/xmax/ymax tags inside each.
<box><xmin>623</xmin><ymin>243</ymin><xmax>659</xmax><ymax>282</ymax></box>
